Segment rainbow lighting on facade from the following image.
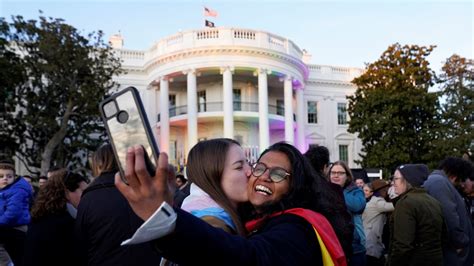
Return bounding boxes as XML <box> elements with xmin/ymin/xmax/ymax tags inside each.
<box><xmin>111</xmin><ymin>27</ymin><xmax>364</xmax><ymax>167</ymax></box>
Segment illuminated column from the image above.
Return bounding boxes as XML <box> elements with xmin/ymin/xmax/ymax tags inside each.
<box><xmin>284</xmin><ymin>76</ymin><xmax>294</xmax><ymax>144</ymax></box>
<box><xmin>185</xmin><ymin>69</ymin><xmax>198</xmax><ymax>152</ymax></box>
<box><xmin>221</xmin><ymin>66</ymin><xmax>234</xmax><ymax>139</ymax></box>
<box><xmin>257</xmin><ymin>68</ymin><xmax>270</xmax><ymax>153</ymax></box>
<box><xmin>159</xmin><ymin>77</ymin><xmax>170</xmax><ymax>153</ymax></box>
<box><xmin>296</xmin><ymin>87</ymin><xmax>305</xmax><ymax>151</ymax></box>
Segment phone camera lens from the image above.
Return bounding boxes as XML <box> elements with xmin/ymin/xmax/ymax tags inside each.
<box><xmin>117</xmin><ymin>110</ymin><xmax>129</xmax><ymax>124</ymax></box>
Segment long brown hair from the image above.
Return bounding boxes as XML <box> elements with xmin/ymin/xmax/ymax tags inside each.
<box><xmin>186</xmin><ymin>138</ymin><xmax>245</xmax><ymax>235</ymax></box>
<box><xmin>31</xmin><ymin>169</ymin><xmax>88</xmax><ymax>221</ymax></box>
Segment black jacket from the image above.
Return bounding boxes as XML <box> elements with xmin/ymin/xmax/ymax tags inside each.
<box><xmin>24</xmin><ymin>209</ymin><xmax>80</xmax><ymax>266</ymax></box>
<box><xmin>155</xmin><ymin>208</ymin><xmax>323</xmax><ymax>266</ymax></box>
<box><xmin>75</xmin><ymin>172</ymin><xmax>161</xmax><ymax>266</ymax></box>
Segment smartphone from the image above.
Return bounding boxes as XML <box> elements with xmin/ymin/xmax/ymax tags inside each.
<box><xmin>99</xmin><ymin>86</ymin><xmax>159</xmax><ymax>183</ymax></box>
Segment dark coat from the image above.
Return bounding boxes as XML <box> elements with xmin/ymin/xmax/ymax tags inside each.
<box><xmin>75</xmin><ymin>172</ymin><xmax>161</xmax><ymax>266</ymax></box>
<box><xmin>388</xmin><ymin>188</ymin><xmax>444</xmax><ymax>266</ymax></box>
<box><xmin>155</xmin><ymin>208</ymin><xmax>322</xmax><ymax>266</ymax></box>
<box><xmin>23</xmin><ymin>209</ymin><xmax>80</xmax><ymax>266</ymax></box>
<box><xmin>424</xmin><ymin>170</ymin><xmax>474</xmax><ymax>266</ymax></box>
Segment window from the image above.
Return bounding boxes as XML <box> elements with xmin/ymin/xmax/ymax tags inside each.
<box><xmin>307</xmin><ymin>101</ymin><xmax>318</xmax><ymax>124</ymax></box>
<box><xmin>276</xmin><ymin>99</ymin><xmax>284</xmax><ymax>115</ymax></box>
<box><xmin>337</xmin><ymin>103</ymin><xmax>347</xmax><ymax>125</ymax></box>
<box><xmin>233</xmin><ymin>89</ymin><xmax>241</xmax><ymax>111</ymax></box>
<box><xmin>339</xmin><ymin>145</ymin><xmax>348</xmax><ymax>163</ymax></box>
<box><xmin>198</xmin><ymin>91</ymin><xmax>206</xmax><ymax>112</ymax></box>
<box><xmin>169</xmin><ymin>95</ymin><xmax>176</xmax><ymax>117</ymax></box>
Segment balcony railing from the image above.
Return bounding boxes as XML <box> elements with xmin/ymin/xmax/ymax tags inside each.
<box><xmin>157</xmin><ymin>101</ymin><xmax>285</xmax><ymax>122</ymax></box>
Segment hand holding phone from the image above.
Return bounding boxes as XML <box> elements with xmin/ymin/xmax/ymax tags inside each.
<box><xmin>99</xmin><ymin>87</ymin><xmax>160</xmax><ymax>183</ymax></box>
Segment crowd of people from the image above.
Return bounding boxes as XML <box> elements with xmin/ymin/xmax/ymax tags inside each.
<box><xmin>0</xmin><ymin>139</ymin><xmax>473</xmax><ymax>266</ymax></box>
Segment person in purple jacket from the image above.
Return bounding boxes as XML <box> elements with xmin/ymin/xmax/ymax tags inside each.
<box><xmin>0</xmin><ymin>161</ymin><xmax>33</xmax><ymax>265</ymax></box>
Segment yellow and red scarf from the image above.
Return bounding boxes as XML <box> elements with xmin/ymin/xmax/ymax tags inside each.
<box><xmin>245</xmin><ymin>208</ymin><xmax>347</xmax><ymax>266</ymax></box>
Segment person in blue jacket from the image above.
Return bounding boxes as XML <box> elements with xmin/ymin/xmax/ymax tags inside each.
<box><xmin>116</xmin><ymin>142</ymin><xmax>350</xmax><ymax>266</ymax></box>
<box><xmin>329</xmin><ymin>160</ymin><xmax>367</xmax><ymax>266</ymax></box>
<box><xmin>0</xmin><ymin>161</ymin><xmax>33</xmax><ymax>266</ymax></box>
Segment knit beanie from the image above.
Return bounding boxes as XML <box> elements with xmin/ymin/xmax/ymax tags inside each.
<box><xmin>397</xmin><ymin>164</ymin><xmax>429</xmax><ymax>187</ymax></box>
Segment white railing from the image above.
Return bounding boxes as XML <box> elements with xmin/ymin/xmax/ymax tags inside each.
<box><xmin>234</xmin><ymin>29</ymin><xmax>256</xmax><ymax>40</ymax></box>
<box><xmin>196</xmin><ymin>29</ymin><xmax>219</xmax><ymax>39</ymax></box>
<box><xmin>121</xmin><ymin>27</ymin><xmax>305</xmax><ymax>62</ymax></box>
<box><xmin>243</xmin><ymin>145</ymin><xmax>260</xmax><ymax>164</ymax></box>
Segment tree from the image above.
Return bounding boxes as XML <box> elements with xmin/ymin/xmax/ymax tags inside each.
<box><xmin>0</xmin><ymin>18</ymin><xmax>27</xmax><ymax>160</ymax></box>
<box><xmin>432</xmin><ymin>54</ymin><xmax>474</xmax><ymax>160</ymax></box>
<box><xmin>0</xmin><ymin>13</ymin><xmax>122</xmax><ymax>175</ymax></box>
<box><xmin>347</xmin><ymin>43</ymin><xmax>440</xmax><ymax>175</ymax></box>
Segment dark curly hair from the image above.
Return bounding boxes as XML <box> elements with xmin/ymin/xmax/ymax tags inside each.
<box><xmin>438</xmin><ymin>157</ymin><xmax>474</xmax><ymax>182</ymax></box>
<box><xmin>31</xmin><ymin>170</ymin><xmax>88</xmax><ymax>221</ymax></box>
<box><xmin>254</xmin><ymin>142</ymin><xmax>353</xmax><ymax>257</ymax></box>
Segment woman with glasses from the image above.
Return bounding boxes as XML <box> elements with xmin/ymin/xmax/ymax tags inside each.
<box><xmin>387</xmin><ymin>164</ymin><xmax>444</xmax><ymax>266</ymax></box>
<box><xmin>329</xmin><ymin>161</ymin><xmax>367</xmax><ymax>266</ymax></box>
<box><xmin>116</xmin><ymin>142</ymin><xmax>348</xmax><ymax>266</ymax></box>
<box><xmin>23</xmin><ymin>169</ymin><xmax>89</xmax><ymax>266</ymax></box>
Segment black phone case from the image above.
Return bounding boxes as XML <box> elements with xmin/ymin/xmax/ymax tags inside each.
<box><xmin>99</xmin><ymin>86</ymin><xmax>160</xmax><ymax>183</ymax></box>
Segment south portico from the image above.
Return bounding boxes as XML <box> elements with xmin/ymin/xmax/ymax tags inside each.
<box><xmin>148</xmin><ymin>65</ymin><xmax>306</xmax><ymax>160</ymax></box>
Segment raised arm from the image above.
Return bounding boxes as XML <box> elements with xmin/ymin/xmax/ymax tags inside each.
<box><xmin>115</xmin><ymin>145</ymin><xmax>172</xmax><ymax>221</ymax></box>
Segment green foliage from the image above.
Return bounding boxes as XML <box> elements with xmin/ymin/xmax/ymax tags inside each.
<box><xmin>347</xmin><ymin>43</ymin><xmax>440</xmax><ymax>175</ymax></box>
<box><xmin>0</xmin><ymin>18</ymin><xmax>27</xmax><ymax>160</ymax></box>
<box><xmin>0</xmin><ymin>13</ymin><xmax>122</xmax><ymax>175</ymax></box>
<box><xmin>431</xmin><ymin>55</ymin><xmax>474</xmax><ymax>162</ymax></box>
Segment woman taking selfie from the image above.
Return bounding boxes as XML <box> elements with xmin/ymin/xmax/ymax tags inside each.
<box><xmin>116</xmin><ymin>142</ymin><xmax>349</xmax><ymax>266</ymax></box>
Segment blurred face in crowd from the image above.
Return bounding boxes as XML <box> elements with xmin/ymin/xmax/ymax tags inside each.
<box><xmin>392</xmin><ymin>169</ymin><xmax>408</xmax><ymax>195</ymax></box>
<box><xmin>220</xmin><ymin>144</ymin><xmax>251</xmax><ymax>207</ymax></box>
<box><xmin>0</xmin><ymin>169</ymin><xmax>15</xmax><ymax>189</ymax></box>
<box><xmin>39</xmin><ymin>178</ymin><xmax>48</xmax><ymax>188</ymax></box>
<box><xmin>66</xmin><ymin>181</ymin><xmax>88</xmax><ymax>208</ymax></box>
<box><xmin>330</xmin><ymin>165</ymin><xmax>348</xmax><ymax>187</ymax></box>
<box><xmin>460</xmin><ymin>178</ymin><xmax>474</xmax><ymax>195</ymax></box>
<box><xmin>355</xmin><ymin>178</ymin><xmax>365</xmax><ymax>188</ymax></box>
<box><xmin>248</xmin><ymin>151</ymin><xmax>290</xmax><ymax>212</ymax></box>
<box><xmin>175</xmin><ymin>177</ymin><xmax>185</xmax><ymax>188</ymax></box>
<box><xmin>363</xmin><ymin>184</ymin><xmax>373</xmax><ymax>199</ymax></box>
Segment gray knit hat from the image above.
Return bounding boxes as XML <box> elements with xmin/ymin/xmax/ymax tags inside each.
<box><xmin>397</xmin><ymin>164</ymin><xmax>429</xmax><ymax>187</ymax></box>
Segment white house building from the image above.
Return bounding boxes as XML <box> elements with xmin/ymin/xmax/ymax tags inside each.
<box><xmin>110</xmin><ymin>27</ymin><xmax>364</xmax><ymax>168</ymax></box>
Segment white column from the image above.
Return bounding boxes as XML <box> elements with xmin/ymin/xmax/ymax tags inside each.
<box><xmin>145</xmin><ymin>86</ymin><xmax>157</xmax><ymax>126</ymax></box>
<box><xmin>258</xmin><ymin>68</ymin><xmax>270</xmax><ymax>153</ymax></box>
<box><xmin>221</xmin><ymin>66</ymin><xmax>234</xmax><ymax>139</ymax></box>
<box><xmin>284</xmin><ymin>76</ymin><xmax>294</xmax><ymax>144</ymax></box>
<box><xmin>296</xmin><ymin>87</ymin><xmax>305</xmax><ymax>151</ymax></box>
<box><xmin>159</xmin><ymin>77</ymin><xmax>170</xmax><ymax>153</ymax></box>
<box><xmin>186</xmin><ymin>69</ymin><xmax>198</xmax><ymax>152</ymax></box>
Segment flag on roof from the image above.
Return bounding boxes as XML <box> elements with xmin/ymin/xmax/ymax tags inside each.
<box><xmin>205</xmin><ymin>20</ymin><xmax>215</xmax><ymax>28</ymax></box>
<box><xmin>204</xmin><ymin>7</ymin><xmax>218</xmax><ymax>17</ymax></box>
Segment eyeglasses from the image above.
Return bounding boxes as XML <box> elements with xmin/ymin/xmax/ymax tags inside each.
<box><xmin>251</xmin><ymin>162</ymin><xmax>290</xmax><ymax>183</ymax></box>
<box><xmin>330</xmin><ymin>171</ymin><xmax>346</xmax><ymax>176</ymax></box>
<box><xmin>0</xmin><ymin>174</ymin><xmax>14</xmax><ymax>179</ymax></box>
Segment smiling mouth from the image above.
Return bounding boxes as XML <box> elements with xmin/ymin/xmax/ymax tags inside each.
<box><xmin>255</xmin><ymin>184</ymin><xmax>272</xmax><ymax>195</ymax></box>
